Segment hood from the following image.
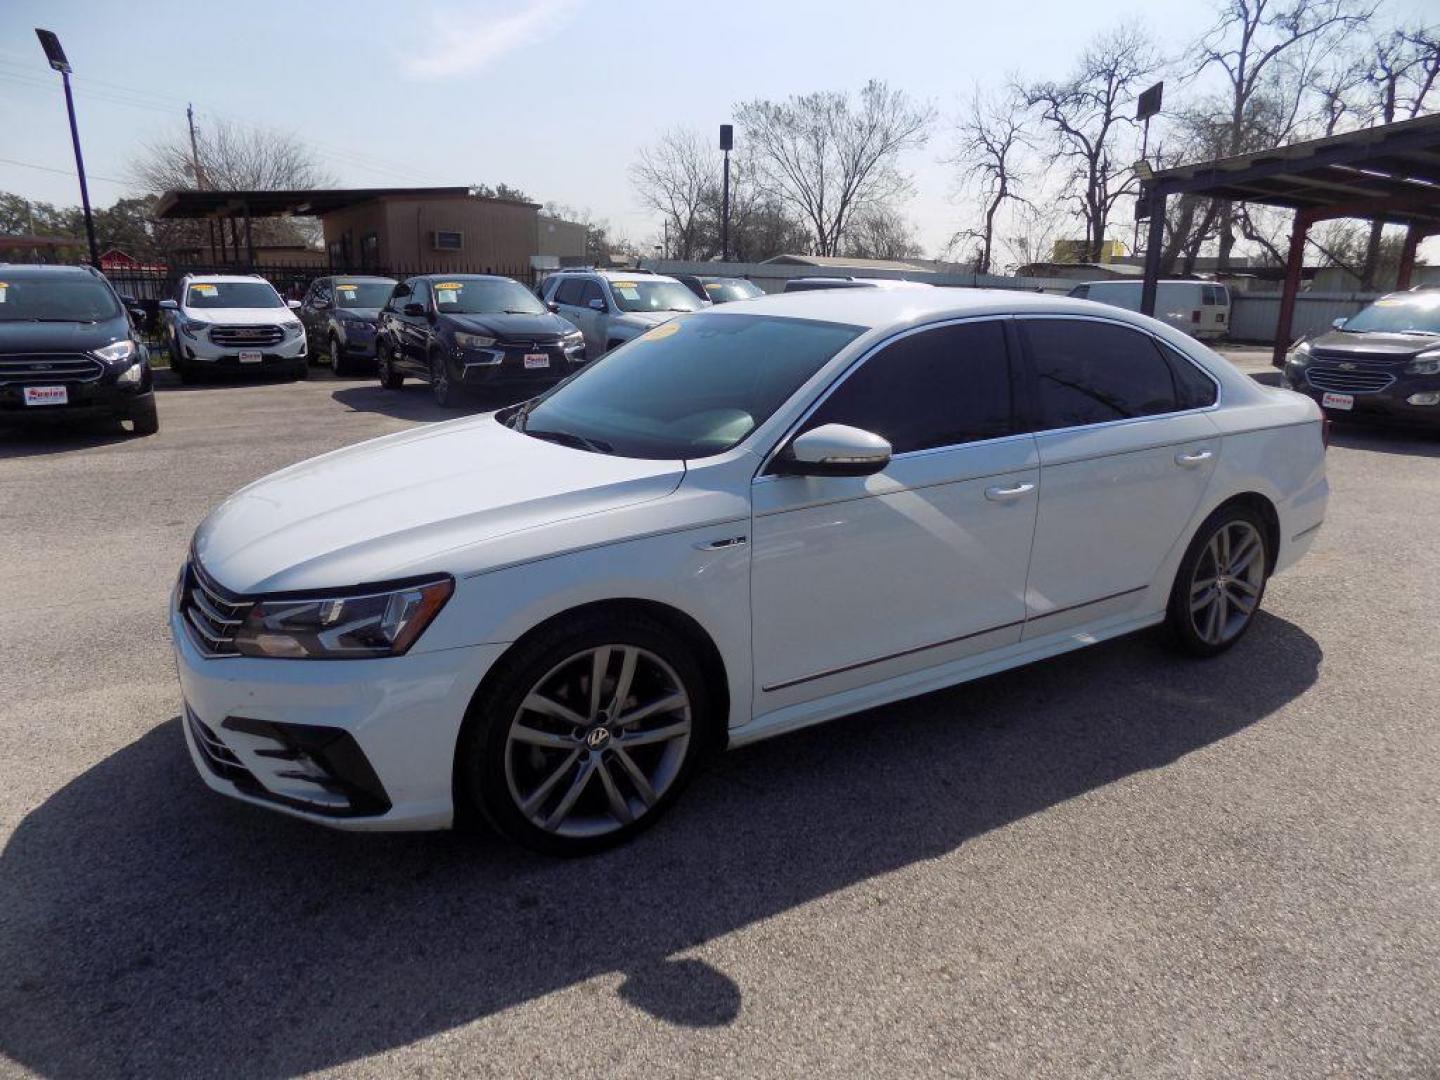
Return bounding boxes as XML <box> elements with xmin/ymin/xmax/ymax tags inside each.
<box><xmin>449</xmin><ymin>311</ymin><xmax>573</xmax><ymax>339</ymax></box>
<box><xmin>1309</xmin><ymin>329</ymin><xmax>1440</xmax><ymax>362</ymax></box>
<box><xmin>189</xmin><ymin>307</ymin><xmax>300</xmax><ymax>325</ymax></box>
<box><xmin>614</xmin><ymin>311</ymin><xmax>674</xmax><ymax>328</ymax></box>
<box><xmin>193</xmin><ymin>415</ymin><xmax>684</xmax><ymax>593</ymax></box>
<box><xmin>0</xmin><ymin>316</ymin><xmax>128</xmax><ymax>354</ymax></box>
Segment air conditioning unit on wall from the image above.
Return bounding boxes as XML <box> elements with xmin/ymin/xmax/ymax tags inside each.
<box><xmin>431</xmin><ymin>230</ymin><xmax>464</xmax><ymax>252</ymax></box>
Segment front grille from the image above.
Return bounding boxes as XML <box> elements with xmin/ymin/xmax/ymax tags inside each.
<box><xmin>0</xmin><ymin>353</ymin><xmax>104</xmax><ymax>385</ymax></box>
<box><xmin>180</xmin><ymin>561</ymin><xmax>252</xmax><ymax>657</ymax></box>
<box><xmin>1305</xmin><ymin>366</ymin><xmax>1396</xmax><ymax>394</ymax></box>
<box><xmin>502</xmin><ymin>337</ymin><xmax>565</xmax><ymax>351</ymax></box>
<box><xmin>210</xmin><ymin>324</ymin><xmax>284</xmax><ymax>348</ymax></box>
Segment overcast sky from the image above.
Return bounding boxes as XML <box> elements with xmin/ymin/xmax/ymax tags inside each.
<box><xmin>2</xmin><ymin>0</ymin><xmax>1434</xmax><ymax>258</ymax></box>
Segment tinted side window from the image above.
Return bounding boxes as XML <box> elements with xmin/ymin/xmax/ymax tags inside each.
<box><xmin>1021</xmin><ymin>319</ymin><xmax>1179</xmax><ymax>428</ymax></box>
<box><xmin>410</xmin><ymin>281</ymin><xmax>431</xmax><ymax>310</ymax></box>
<box><xmin>1069</xmin><ymin>284</ymin><xmax>1090</xmax><ymax>299</ymax></box>
<box><xmin>580</xmin><ymin>280</ymin><xmax>605</xmax><ymax>307</ymax></box>
<box><xmin>1157</xmin><ymin>341</ymin><xmax>1218</xmax><ymax>409</ymax></box>
<box><xmin>555</xmin><ymin>279</ymin><xmax>584</xmax><ymax>306</ymax></box>
<box><xmin>802</xmin><ymin>321</ymin><xmax>1012</xmax><ymax>455</ymax></box>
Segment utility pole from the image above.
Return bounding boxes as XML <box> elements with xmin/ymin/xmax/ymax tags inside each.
<box><xmin>186</xmin><ymin>103</ymin><xmax>207</xmax><ymax>189</ymax></box>
<box><xmin>35</xmin><ymin>29</ymin><xmax>99</xmax><ymax>268</ymax></box>
<box><xmin>719</xmin><ymin>124</ymin><xmax>733</xmax><ymax>262</ymax></box>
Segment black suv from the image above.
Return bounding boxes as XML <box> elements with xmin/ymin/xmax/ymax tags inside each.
<box><xmin>298</xmin><ymin>275</ymin><xmax>396</xmax><ymax>376</ymax></box>
<box><xmin>376</xmin><ymin>274</ymin><xmax>586</xmax><ymax>407</ymax></box>
<box><xmin>1283</xmin><ymin>286</ymin><xmax>1440</xmax><ymax>429</ymax></box>
<box><xmin>0</xmin><ymin>264</ymin><xmax>157</xmax><ymax>435</ymax></box>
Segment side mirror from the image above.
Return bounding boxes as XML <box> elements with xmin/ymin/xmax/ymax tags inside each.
<box><xmin>1331</xmin><ymin>317</ymin><xmax>1348</xmax><ymax>330</ymax></box>
<box><xmin>129</xmin><ymin>306</ymin><xmax>147</xmax><ymax>325</ymax></box>
<box><xmin>403</xmin><ymin>302</ymin><xmax>426</xmax><ymax>317</ymax></box>
<box><xmin>774</xmin><ymin>423</ymin><xmax>892</xmax><ymax>477</ymax></box>
<box><xmin>546</xmin><ymin>300</ymin><xmax>560</xmax><ymax>314</ymax></box>
<box><xmin>158</xmin><ymin>299</ymin><xmax>178</xmax><ymax>311</ymax></box>
<box><xmin>587</xmin><ymin>298</ymin><xmax>606</xmax><ymax>312</ymax></box>
<box><xmin>119</xmin><ymin>294</ymin><xmax>137</xmax><ymax>306</ymax></box>
<box><xmin>286</xmin><ymin>299</ymin><xmax>302</xmax><ymax>310</ymax></box>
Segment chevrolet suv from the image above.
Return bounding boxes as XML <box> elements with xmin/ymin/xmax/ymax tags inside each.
<box><xmin>540</xmin><ymin>269</ymin><xmax>705</xmax><ymax>358</ymax></box>
<box><xmin>1283</xmin><ymin>286</ymin><xmax>1440</xmax><ymax>428</ymax></box>
<box><xmin>160</xmin><ymin>274</ymin><xmax>307</xmax><ymax>383</ymax></box>
<box><xmin>0</xmin><ymin>264</ymin><xmax>158</xmax><ymax>435</ymax></box>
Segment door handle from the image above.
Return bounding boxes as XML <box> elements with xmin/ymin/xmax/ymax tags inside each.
<box><xmin>984</xmin><ymin>482</ymin><xmax>1035</xmax><ymax>502</ymax></box>
<box><xmin>1175</xmin><ymin>449</ymin><xmax>1214</xmax><ymax>467</ymax></box>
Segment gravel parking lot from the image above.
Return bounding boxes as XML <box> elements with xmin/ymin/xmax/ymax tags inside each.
<box><xmin>2</xmin><ymin>356</ymin><xmax>1438</xmax><ymax>1078</ymax></box>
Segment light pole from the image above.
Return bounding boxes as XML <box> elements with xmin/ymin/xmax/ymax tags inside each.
<box><xmin>35</xmin><ymin>29</ymin><xmax>100</xmax><ymax>269</ymax></box>
<box><xmin>720</xmin><ymin>124</ymin><xmax>733</xmax><ymax>263</ymax></box>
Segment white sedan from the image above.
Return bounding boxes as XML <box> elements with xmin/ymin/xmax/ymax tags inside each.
<box><xmin>171</xmin><ymin>289</ymin><xmax>1328</xmax><ymax>854</ymax></box>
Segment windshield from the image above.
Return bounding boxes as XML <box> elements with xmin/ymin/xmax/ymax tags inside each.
<box><xmin>1341</xmin><ymin>293</ymin><xmax>1440</xmax><ymax>335</ymax></box>
<box><xmin>507</xmin><ymin>313</ymin><xmax>864</xmax><ymax>459</ymax></box>
<box><xmin>432</xmin><ymin>278</ymin><xmax>545</xmax><ymax>315</ymax></box>
<box><xmin>0</xmin><ymin>277</ymin><xmax>120</xmax><ymax>322</ymax></box>
<box><xmin>608</xmin><ymin>279</ymin><xmax>704</xmax><ymax>313</ymax></box>
<box><xmin>333</xmin><ymin>282</ymin><xmax>394</xmax><ymax>309</ymax></box>
<box><xmin>702</xmin><ymin>279</ymin><xmax>764</xmax><ymax>303</ymax></box>
<box><xmin>186</xmin><ymin>282</ymin><xmax>283</xmax><ymax>309</ymax></box>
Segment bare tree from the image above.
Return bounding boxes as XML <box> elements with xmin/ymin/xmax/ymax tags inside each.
<box><xmin>1189</xmin><ymin>0</ymin><xmax>1372</xmax><ymax>269</ymax></box>
<box><xmin>946</xmin><ymin>87</ymin><xmax>1030</xmax><ymax>273</ymax></box>
<box><xmin>843</xmin><ymin>205</ymin><xmax>924</xmax><ymax>261</ymax></box>
<box><xmin>1023</xmin><ymin>25</ymin><xmax>1157</xmax><ymax>264</ymax></box>
<box><xmin>737</xmin><ymin>81</ymin><xmax>933</xmax><ymax>256</ymax></box>
<box><xmin>132</xmin><ymin>118</ymin><xmax>335</xmax><ymax>193</ymax></box>
<box><xmin>629</xmin><ymin>129</ymin><xmax>721</xmax><ymax>261</ymax></box>
<box><xmin>999</xmin><ymin>198</ymin><xmax>1070</xmax><ymax>272</ymax></box>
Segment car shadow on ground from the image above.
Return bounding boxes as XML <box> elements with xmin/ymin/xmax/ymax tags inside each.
<box><xmin>0</xmin><ymin>418</ymin><xmax>146</xmax><ymax>458</ymax></box>
<box><xmin>0</xmin><ymin>614</ymin><xmax>1321</xmax><ymax>1078</ymax></box>
<box><xmin>1327</xmin><ymin>423</ymin><xmax>1440</xmax><ymax>458</ymax></box>
<box><xmin>331</xmin><ymin>384</ymin><xmax>529</xmax><ymax>423</ymax></box>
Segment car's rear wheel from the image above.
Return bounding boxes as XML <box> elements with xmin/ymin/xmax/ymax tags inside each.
<box><xmin>457</xmin><ymin>613</ymin><xmax>710</xmax><ymax>855</ymax></box>
<box><xmin>377</xmin><ymin>342</ymin><xmax>403</xmax><ymax>389</ymax></box>
<box><xmin>1166</xmin><ymin>505</ymin><xmax>1270</xmax><ymax>657</ymax></box>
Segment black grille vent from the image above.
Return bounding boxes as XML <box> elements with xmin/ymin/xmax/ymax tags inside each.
<box><xmin>0</xmin><ymin>354</ymin><xmax>104</xmax><ymax>384</ymax></box>
<box><xmin>180</xmin><ymin>561</ymin><xmax>251</xmax><ymax>657</ymax></box>
<box><xmin>210</xmin><ymin>325</ymin><xmax>284</xmax><ymax>348</ymax></box>
<box><xmin>1305</xmin><ymin>366</ymin><xmax>1395</xmax><ymax>394</ymax></box>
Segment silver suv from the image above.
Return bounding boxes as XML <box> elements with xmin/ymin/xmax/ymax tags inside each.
<box><xmin>539</xmin><ymin>269</ymin><xmax>706</xmax><ymax>357</ymax></box>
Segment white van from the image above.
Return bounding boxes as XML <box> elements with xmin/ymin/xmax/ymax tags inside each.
<box><xmin>1068</xmin><ymin>279</ymin><xmax>1230</xmax><ymax>339</ymax></box>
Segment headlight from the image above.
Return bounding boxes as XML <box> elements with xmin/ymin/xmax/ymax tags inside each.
<box><xmin>454</xmin><ymin>332</ymin><xmax>497</xmax><ymax>349</ymax></box>
<box><xmin>233</xmin><ymin>576</ymin><xmax>454</xmax><ymax>659</ymax></box>
<box><xmin>94</xmin><ymin>340</ymin><xmax>136</xmax><ymax>363</ymax></box>
<box><xmin>1285</xmin><ymin>339</ymin><xmax>1312</xmax><ymax>365</ymax></box>
<box><xmin>563</xmin><ymin>329</ymin><xmax>584</xmax><ymax>344</ymax></box>
<box><xmin>117</xmin><ymin>361</ymin><xmax>144</xmax><ymax>385</ymax></box>
<box><xmin>1405</xmin><ymin>348</ymin><xmax>1440</xmax><ymax>375</ymax></box>
<box><xmin>181</xmin><ymin>319</ymin><xmax>210</xmax><ymax>338</ymax></box>
<box><xmin>282</xmin><ymin>322</ymin><xmax>304</xmax><ymax>339</ymax></box>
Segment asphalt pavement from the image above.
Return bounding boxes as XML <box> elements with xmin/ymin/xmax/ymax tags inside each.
<box><xmin>1</xmin><ymin>356</ymin><xmax>1437</xmax><ymax>1078</ymax></box>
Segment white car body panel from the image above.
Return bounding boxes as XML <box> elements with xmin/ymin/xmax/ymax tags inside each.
<box><xmin>172</xmin><ymin>288</ymin><xmax>1327</xmax><ymax>830</ymax></box>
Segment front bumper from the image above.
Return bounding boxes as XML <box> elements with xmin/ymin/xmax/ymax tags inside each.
<box><xmin>1284</xmin><ymin>367</ymin><xmax>1440</xmax><ymax>427</ymax></box>
<box><xmin>456</xmin><ymin>341</ymin><xmax>587</xmax><ymax>386</ymax></box>
<box><xmin>184</xmin><ymin>334</ymin><xmax>307</xmax><ymax>367</ymax></box>
<box><xmin>170</xmin><ymin>601</ymin><xmax>506</xmax><ymax>830</ymax></box>
<box><xmin>0</xmin><ymin>376</ymin><xmax>153</xmax><ymax>423</ymax></box>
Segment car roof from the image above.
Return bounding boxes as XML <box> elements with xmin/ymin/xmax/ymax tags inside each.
<box><xmin>327</xmin><ymin>274</ymin><xmax>397</xmax><ymax>282</ymax></box>
<box><xmin>0</xmin><ymin>263</ymin><xmax>104</xmax><ymax>280</ymax></box>
<box><xmin>411</xmin><ymin>273</ymin><xmax>513</xmax><ymax>282</ymax></box>
<box><xmin>183</xmin><ymin>274</ymin><xmax>272</xmax><ymax>284</ymax></box>
<box><xmin>1074</xmin><ymin>279</ymin><xmax>1210</xmax><ymax>287</ymax></box>
<box><xmin>721</xmin><ymin>286</ymin><xmax>1186</xmax><ymax>331</ymax></box>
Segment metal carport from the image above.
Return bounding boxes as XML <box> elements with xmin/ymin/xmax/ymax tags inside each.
<box><xmin>1136</xmin><ymin>113</ymin><xmax>1440</xmax><ymax>365</ymax></box>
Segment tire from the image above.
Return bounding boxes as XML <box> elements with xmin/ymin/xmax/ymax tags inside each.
<box><xmin>1165</xmin><ymin>503</ymin><xmax>1271</xmax><ymax>657</ymax></box>
<box><xmin>328</xmin><ymin>336</ymin><xmax>349</xmax><ymax>377</ymax></box>
<box><xmin>127</xmin><ymin>396</ymin><xmax>159</xmax><ymax>436</ymax></box>
<box><xmin>456</xmin><ymin>612</ymin><xmax>712</xmax><ymax>856</ymax></box>
<box><xmin>431</xmin><ymin>352</ymin><xmax>457</xmax><ymax>407</ymax></box>
<box><xmin>377</xmin><ymin>342</ymin><xmax>404</xmax><ymax>389</ymax></box>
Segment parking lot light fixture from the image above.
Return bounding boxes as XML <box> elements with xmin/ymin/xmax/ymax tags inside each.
<box><xmin>34</xmin><ymin>28</ymin><xmax>100</xmax><ymax>269</ymax></box>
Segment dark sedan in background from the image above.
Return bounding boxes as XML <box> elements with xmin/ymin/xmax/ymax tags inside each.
<box><xmin>1284</xmin><ymin>286</ymin><xmax>1440</xmax><ymax>428</ymax></box>
<box><xmin>298</xmin><ymin>275</ymin><xmax>396</xmax><ymax>376</ymax></box>
<box><xmin>376</xmin><ymin>275</ymin><xmax>586</xmax><ymax>406</ymax></box>
<box><xmin>674</xmin><ymin>274</ymin><xmax>764</xmax><ymax>304</ymax></box>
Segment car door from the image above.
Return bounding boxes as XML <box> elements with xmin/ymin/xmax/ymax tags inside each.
<box><xmin>1016</xmin><ymin>316</ymin><xmax>1221</xmax><ymax>637</ymax></box>
<box><xmin>577</xmin><ymin>279</ymin><xmax>609</xmax><ymax>355</ymax></box>
<box><xmin>401</xmin><ymin>280</ymin><xmax>432</xmax><ymax>372</ymax></box>
<box><xmin>381</xmin><ymin>280</ymin><xmax>410</xmax><ymax>361</ymax></box>
<box><xmin>300</xmin><ymin>278</ymin><xmax>331</xmax><ymax>350</ymax></box>
<box><xmin>750</xmin><ymin>318</ymin><xmax>1039</xmax><ymax>710</ymax></box>
<box><xmin>550</xmin><ymin>278</ymin><xmax>590</xmax><ymax>353</ymax></box>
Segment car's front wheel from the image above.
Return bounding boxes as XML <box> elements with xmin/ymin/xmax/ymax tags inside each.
<box><xmin>1166</xmin><ymin>504</ymin><xmax>1271</xmax><ymax>656</ymax></box>
<box><xmin>327</xmin><ymin>335</ymin><xmax>348</xmax><ymax>376</ymax></box>
<box><xmin>377</xmin><ymin>342</ymin><xmax>403</xmax><ymax>389</ymax></box>
<box><xmin>431</xmin><ymin>353</ymin><xmax>457</xmax><ymax>407</ymax></box>
<box><xmin>457</xmin><ymin>613</ymin><xmax>711</xmax><ymax>855</ymax></box>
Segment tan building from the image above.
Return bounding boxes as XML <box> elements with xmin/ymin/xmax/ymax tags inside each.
<box><xmin>154</xmin><ymin>187</ymin><xmax>588</xmax><ymax>275</ymax></box>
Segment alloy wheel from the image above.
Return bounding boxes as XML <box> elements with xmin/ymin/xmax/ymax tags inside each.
<box><xmin>432</xmin><ymin>356</ymin><xmax>451</xmax><ymax>405</ymax></box>
<box><xmin>1189</xmin><ymin>520</ymin><xmax>1265</xmax><ymax>646</ymax></box>
<box><xmin>504</xmin><ymin>645</ymin><xmax>692</xmax><ymax>839</ymax></box>
<box><xmin>328</xmin><ymin>337</ymin><xmax>341</xmax><ymax>369</ymax></box>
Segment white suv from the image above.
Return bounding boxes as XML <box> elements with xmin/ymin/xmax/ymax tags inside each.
<box><xmin>540</xmin><ymin>269</ymin><xmax>706</xmax><ymax>358</ymax></box>
<box><xmin>159</xmin><ymin>274</ymin><xmax>308</xmax><ymax>382</ymax></box>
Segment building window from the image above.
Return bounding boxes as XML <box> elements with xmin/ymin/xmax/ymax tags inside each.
<box><xmin>432</xmin><ymin>230</ymin><xmax>464</xmax><ymax>252</ymax></box>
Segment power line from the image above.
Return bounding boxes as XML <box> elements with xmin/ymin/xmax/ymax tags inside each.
<box><xmin>0</xmin><ymin>154</ymin><xmax>131</xmax><ymax>187</ymax></box>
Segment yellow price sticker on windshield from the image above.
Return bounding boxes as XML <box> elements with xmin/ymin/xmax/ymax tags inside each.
<box><xmin>611</xmin><ymin>282</ymin><xmax>637</xmax><ymax>290</ymax></box>
<box><xmin>192</xmin><ymin>284</ymin><xmax>217</xmax><ymax>294</ymax></box>
<box><xmin>434</xmin><ymin>282</ymin><xmax>464</xmax><ymax>290</ymax></box>
<box><xmin>639</xmin><ymin>321</ymin><xmax>681</xmax><ymax>342</ymax></box>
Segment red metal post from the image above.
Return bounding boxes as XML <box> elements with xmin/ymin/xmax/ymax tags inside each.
<box><xmin>1273</xmin><ymin>208</ymin><xmax>1315</xmax><ymax>369</ymax></box>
